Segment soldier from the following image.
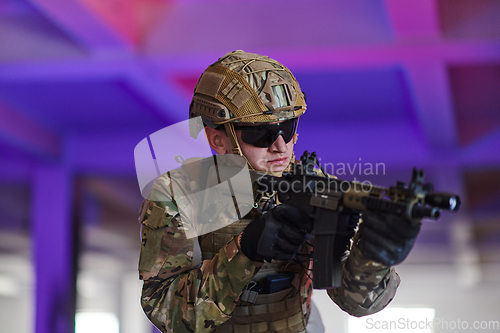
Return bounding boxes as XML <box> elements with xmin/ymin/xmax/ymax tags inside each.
<box><xmin>138</xmin><ymin>50</ymin><xmax>421</xmax><ymax>332</ymax></box>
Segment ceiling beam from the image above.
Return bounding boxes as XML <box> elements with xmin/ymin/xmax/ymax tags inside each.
<box><xmin>146</xmin><ymin>40</ymin><xmax>500</xmax><ymax>74</ymax></box>
<box><xmin>28</xmin><ymin>0</ymin><xmax>132</xmax><ymax>52</ymax></box>
<box><xmin>0</xmin><ymin>57</ymin><xmax>134</xmax><ymax>81</ymax></box>
<box><xmin>0</xmin><ymin>102</ymin><xmax>60</xmax><ymax>159</ymax></box>
<box><xmin>405</xmin><ymin>60</ymin><xmax>458</xmax><ymax>149</ymax></box>
<box><xmin>0</xmin><ymin>0</ymin><xmax>32</xmax><ymax>15</ymax></box>
<box><xmin>65</xmin><ymin>131</ymin><xmax>144</xmax><ymax>175</ymax></box>
<box><xmin>383</xmin><ymin>0</ymin><xmax>441</xmax><ymax>40</ymax></box>
<box><xmin>0</xmin><ymin>39</ymin><xmax>498</xmax><ymax>80</ymax></box>
<box><xmin>125</xmin><ymin>65</ymin><xmax>189</xmax><ymax>125</ymax></box>
<box><xmin>383</xmin><ymin>0</ymin><xmax>486</xmax><ymax>152</ymax></box>
<box><xmin>278</xmin><ymin>40</ymin><xmax>500</xmax><ymax>71</ymax></box>
<box><xmin>462</xmin><ymin>127</ymin><xmax>500</xmax><ymax>167</ymax></box>
<box><xmin>0</xmin><ymin>58</ymin><xmax>183</xmax><ymax>125</ymax></box>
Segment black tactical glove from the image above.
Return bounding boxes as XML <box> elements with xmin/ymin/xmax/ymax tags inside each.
<box><xmin>240</xmin><ymin>205</ymin><xmax>313</xmax><ymax>262</ymax></box>
<box><xmin>358</xmin><ymin>212</ymin><xmax>421</xmax><ymax>266</ymax></box>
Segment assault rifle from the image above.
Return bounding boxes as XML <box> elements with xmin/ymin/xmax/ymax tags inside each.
<box><xmin>255</xmin><ymin>151</ymin><xmax>461</xmax><ymax>289</ymax></box>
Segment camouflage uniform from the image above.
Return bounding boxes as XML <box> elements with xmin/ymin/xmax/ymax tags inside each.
<box><xmin>138</xmin><ymin>164</ymin><xmax>400</xmax><ymax>333</ymax></box>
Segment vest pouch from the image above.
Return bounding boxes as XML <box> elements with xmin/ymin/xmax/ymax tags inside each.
<box><xmin>220</xmin><ymin>285</ymin><xmax>305</xmax><ymax>327</ymax></box>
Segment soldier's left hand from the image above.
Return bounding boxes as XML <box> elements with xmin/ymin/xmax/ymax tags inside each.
<box><xmin>240</xmin><ymin>205</ymin><xmax>313</xmax><ymax>262</ymax></box>
<box><xmin>358</xmin><ymin>212</ymin><xmax>421</xmax><ymax>266</ymax></box>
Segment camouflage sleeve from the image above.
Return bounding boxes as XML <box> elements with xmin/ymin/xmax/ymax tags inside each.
<box><xmin>327</xmin><ymin>233</ymin><xmax>400</xmax><ymax>317</ymax></box>
<box><xmin>138</xmin><ymin>175</ymin><xmax>256</xmax><ymax>332</ymax></box>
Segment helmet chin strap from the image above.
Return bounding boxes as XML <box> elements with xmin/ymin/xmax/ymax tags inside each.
<box><xmin>223</xmin><ymin>122</ymin><xmax>258</xmax><ymax>174</ymax></box>
<box><xmin>223</xmin><ymin>123</ymin><xmax>243</xmax><ymax>156</ymax></box>
<box><xmin>223</xmin><ymin>123</ymin><xmax>299</xmax><ymax>177</ymax></box>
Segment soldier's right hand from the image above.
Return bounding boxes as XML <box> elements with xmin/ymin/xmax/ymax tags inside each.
<box><xmin>240</xmin><ymin>205</ymin><xmax>313</xmax><ymax>262</ymax></box>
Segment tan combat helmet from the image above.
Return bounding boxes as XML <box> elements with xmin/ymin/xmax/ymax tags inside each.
<box><xmin>189</xmin><ymin>50</ymin><xmax>307</xmax><ymax>158</ymax></box>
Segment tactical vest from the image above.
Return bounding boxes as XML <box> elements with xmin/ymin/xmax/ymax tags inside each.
<box><xmin>181</xmin><ymin>157</ymin><xmax>314</xmax><ymax>333</ymax></box>
<box><xmin>199</xmin><ymin>208</ymin><xmax>313</xmax><ymax>333</ymax></box>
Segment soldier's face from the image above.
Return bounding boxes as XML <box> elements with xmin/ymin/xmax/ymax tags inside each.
<box><xmin>236</xmin><ymin>130</ymin><xmax>294</xmax><ymax>173</ymax></box>
<box><xmin>205</xmin><ymin>123</ymin><xmax>295</xmax><ymax>173</ymax></box>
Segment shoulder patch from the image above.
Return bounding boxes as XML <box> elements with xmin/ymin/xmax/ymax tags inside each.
<box><xmin>139</xmin><ymin>200</ymin><xmax>168</xmax><ymax>229</ymax></box>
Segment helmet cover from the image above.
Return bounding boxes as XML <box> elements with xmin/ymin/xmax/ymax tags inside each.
<box><xmin>189</xmin><ymin>50</ymin><xmax>306</xmax><ymax>126</ymax></box>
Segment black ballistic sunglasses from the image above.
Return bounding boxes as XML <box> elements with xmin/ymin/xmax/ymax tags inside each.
<box><xmin>232</xmin><ymin>118</ymin><xmax>298</xmax><ymax>148</ymax></box>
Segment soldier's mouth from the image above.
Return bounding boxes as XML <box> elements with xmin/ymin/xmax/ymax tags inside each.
<box><xmin>267</xmin><ymin>157</ymin><xmax>288</xmax><ymax>165</ymax></box>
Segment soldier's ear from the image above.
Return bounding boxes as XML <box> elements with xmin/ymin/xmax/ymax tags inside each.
<box><xmin>205</xmin><ymin>127</ymin><xmax>231</xmax><ymax>154</ymax></box>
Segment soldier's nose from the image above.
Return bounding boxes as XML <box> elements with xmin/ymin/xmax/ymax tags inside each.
<box><xmin>269</xmin><ymin>135</ymin><xmax>287</xmax><ymax>153</ymax></box>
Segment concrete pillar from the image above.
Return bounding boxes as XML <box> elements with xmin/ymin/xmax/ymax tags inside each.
<box><xmin>31</xmin><ymin>166</ymin><xmax>76</xmax><ymax>333</ymax></box>
<box><xmin>120</xmin><ymin>273</ymin><xmax>151</xmax><ymax>333</ymax></box>
<box><xmin>431</xmin><ymin>165</ymin><xmax>481</xmax><ymax>287</ymax></box>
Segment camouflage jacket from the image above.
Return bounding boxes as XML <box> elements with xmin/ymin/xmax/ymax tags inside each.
<box><xmin>138</xmin><ymin>168</ymin><xmax>400</xmax><ymax>333</ymax></box>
